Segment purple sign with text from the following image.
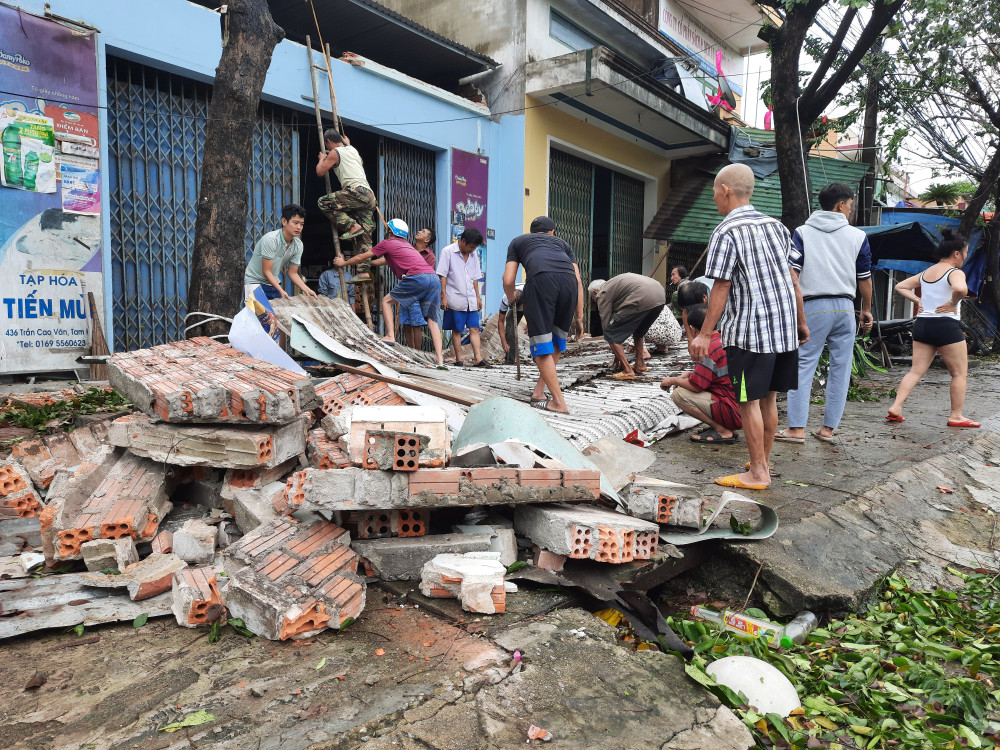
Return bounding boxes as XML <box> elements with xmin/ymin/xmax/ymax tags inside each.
<box><xmin>451</xmin><ymin>148</ymin><xmax>488</xmax><ymax>238</ymax></box>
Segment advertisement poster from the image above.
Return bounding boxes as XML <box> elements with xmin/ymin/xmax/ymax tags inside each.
<box><xmin>0</xmin><ymin>3</ymin><xmax>101</xmax><ymax>375</ymax></box>
<box><xmin>58</xmin><ymin>154</ymin><xmax>100</xmax><ymax>215</ymax></box>
<box><xmin>451</xmin><ymin>149</ymin><xmax>489</xmax><ymax>306</ymax></box>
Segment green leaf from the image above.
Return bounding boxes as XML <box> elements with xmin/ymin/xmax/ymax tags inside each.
<box><xmin>208</xmin><ymin>620</ymin><xmax>222</xmax><ymax>644</ymax></box>
<box><xmin>338</xmin><ymin>617</ymin><xmax>355</xmax><ymax>632</ymax></box>
<box><xmin>784</xmin><ymin>480</ymin><xmax>810</xmax><ymax>487</ymax></box>
<box><xmin>133</xmin><ymin>613</ymin><xmax>148</xmax><ymax>629</ymax></box>
<box><xmin>73</xmin><ymin>624</ymin><xmax>84</xmax><ymax>636</ymax></box>
<box><xmin>506</xmin><ymin>561</ymin><xmax>528</xmax><ymax>573</ymax></box>
<box><xmin>315</xmin><ymin>657</ymin><xmax>326</xmax><ymax>670</ymax></box>
<box><xmin>158</xmin><ymin>709</ymin><xmax>216</xmax><ymax>733</ymax></box>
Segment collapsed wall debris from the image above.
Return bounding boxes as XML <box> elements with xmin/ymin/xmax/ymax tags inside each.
<box><xmin>108</xmin><ymin>337</ymin><xmax>319</xmax><ymax>423</ymax></box>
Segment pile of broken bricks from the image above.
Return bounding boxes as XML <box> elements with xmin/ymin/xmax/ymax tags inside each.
<box><xmin>1</xmin><ymin>336</ymin><xmax>736</xmax><ymax>643</ymax></box>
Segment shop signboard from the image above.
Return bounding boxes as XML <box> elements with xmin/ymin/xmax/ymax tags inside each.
<box><xmin>0</xmin><ymin>3</ymin><xmax>102</xmax><ymax>375</ymax></box>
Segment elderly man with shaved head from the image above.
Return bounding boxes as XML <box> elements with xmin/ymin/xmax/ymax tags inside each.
<box><xmin>689</xmin><ymin>163</ymin><xmax>808</xmax><ymax>491</ymax></box>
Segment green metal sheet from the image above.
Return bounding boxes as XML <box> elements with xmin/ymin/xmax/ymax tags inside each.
<box><xmin>668</xmin><ymin>157</ymin><xmax>872</xmax><ymax>246</ymax></box>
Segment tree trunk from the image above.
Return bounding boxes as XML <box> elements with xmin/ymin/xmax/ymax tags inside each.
<box><xmin>766</xmin><ymin>2</ymin><xmax>821</xmax><ymax>230</ymax></box>
<box><xmin>187</xmin><ymin>0</ymin><xmax>284</xmax><ymax>339</ymax></box>
<box><xmin>959</xmin><ymin>146</ymin><xmax>1000</xmax><ymax>238</ymax></box>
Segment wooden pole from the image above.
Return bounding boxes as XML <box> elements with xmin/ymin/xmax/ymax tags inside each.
<box><xmin>305</xmin><ymin>36</ymin><xmax>347</xmax><ymax>297</ymax></box>
<box><xmin>87</xmin><ymin>292</ymin><xmax>109</xmax><ymax>381</ymax></box>
<box><xmin>322</xmin><ymin>362</ymin><xmax>480</xmax><ymax>406</ymax></box>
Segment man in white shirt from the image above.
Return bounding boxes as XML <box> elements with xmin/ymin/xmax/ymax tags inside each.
<box><xmin>437</xmin><ymin>228</ymin><xmax>486</xmax><ymax>366</ymax></box>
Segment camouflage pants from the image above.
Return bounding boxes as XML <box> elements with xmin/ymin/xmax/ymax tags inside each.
<box><xmin>318</xmin><ymin>184</ymin><xmax>377</xmax><ymax>270</ymax></box>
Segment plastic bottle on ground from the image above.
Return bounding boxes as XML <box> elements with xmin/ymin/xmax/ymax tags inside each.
<box><xmin>691</xmin><ymin>606</ymin><xmax>818</xmax><ymax>648</ymax></box>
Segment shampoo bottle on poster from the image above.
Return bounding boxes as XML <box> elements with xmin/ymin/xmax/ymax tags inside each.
<box><xmin>22</xmin><ymin>151</ymin><xmax>39</xmax><ymax>191</ymax></box>
<box><xmin>2</xmin><ymin>125</ymin><xmax>22</xmax><ymax>187</ymax></box>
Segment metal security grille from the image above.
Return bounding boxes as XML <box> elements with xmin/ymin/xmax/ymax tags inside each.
<box><xmin>609</xmin><ymin>171</ymin><xmax>644</xmax><ymax>277</ymax></box>
<box><xmin>376</xmin><ymin>136</ymin><xmax>437</xmax><ymax>342</ymax></box>
<box><xmin>107</xmin><ymin>58</ymin><xmax>298</xmax><ymax>351</ymax></box>
<box><xmin>548</xmin><ymin>148</ymin><xmax>594</xmax><ymax>321</ymax></box>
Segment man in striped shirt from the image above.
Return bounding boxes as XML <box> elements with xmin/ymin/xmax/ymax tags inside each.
<box><xmin>690</xmin><ymin>164</ymin><xmax>808</xmax><ymax>490</ymax></box>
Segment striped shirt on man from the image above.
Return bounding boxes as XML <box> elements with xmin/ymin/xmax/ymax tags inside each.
<box><xmin>704</xmin><ymin>204</ymin><xmax>798</xmax><ymax>354</ymax></box>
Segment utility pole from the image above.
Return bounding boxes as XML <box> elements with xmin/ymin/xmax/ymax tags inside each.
<box><xmin>859</xmin><ymin>37</ymin><xmax>882</xmax><ymax>227</ymax></box>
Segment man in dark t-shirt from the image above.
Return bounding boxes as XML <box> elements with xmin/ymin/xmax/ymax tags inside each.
<box><xmin>502</xmin><ymin>216</ymin><xmax>584</xmax><ymax>414</ymax></box>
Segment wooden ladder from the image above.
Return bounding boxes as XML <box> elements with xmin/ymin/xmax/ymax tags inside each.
<box><xmin>305</xmin><ymin>34</ymin><xmax>375</xmax><ymax>331</ymax></box>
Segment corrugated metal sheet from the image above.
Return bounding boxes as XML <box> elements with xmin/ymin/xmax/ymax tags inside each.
<box><xmin>644</xmin><ymin>154</ymin><xmax>872</xmax><ymax>244</ymax></box>
<box><xmin>283</xmin><ymin>295</ymin><xmax>691</xmax><ymax>448</ymax></box>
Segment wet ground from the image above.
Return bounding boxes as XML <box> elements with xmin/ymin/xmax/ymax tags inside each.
<box><xmin>2</xmin><ymin>358</ymin><xmax>999</xmax><ymax>749</ymax></box>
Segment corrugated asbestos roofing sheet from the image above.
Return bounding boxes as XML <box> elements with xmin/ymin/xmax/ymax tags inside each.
<box><xmin>644</xmin><ymin>139</ymin><xmax>873</xmax><ymax>244</ymax></box>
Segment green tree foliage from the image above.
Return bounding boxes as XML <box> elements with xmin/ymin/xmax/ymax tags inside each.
<box><xmin>919</xmin><ymin>182</ymin><xmax>963</xmax><ymax>205</ymax></box>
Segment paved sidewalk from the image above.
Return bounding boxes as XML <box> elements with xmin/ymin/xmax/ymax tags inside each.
<box><xmin>649</xmin><ymin>359</ymin><xmax>1000</xmax><ymax>614</ymax></box>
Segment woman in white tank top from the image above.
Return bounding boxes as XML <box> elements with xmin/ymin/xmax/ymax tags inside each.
<box><xmin>886</xmin><ymin>230</ymin><xmax>978</xmax><ymax>427</ymax></box>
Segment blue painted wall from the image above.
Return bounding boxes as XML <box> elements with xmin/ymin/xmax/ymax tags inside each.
<box><xmin>9</xmin><ymin>0</ymin><xmax>524</xmax><ymax>348</ymax></box>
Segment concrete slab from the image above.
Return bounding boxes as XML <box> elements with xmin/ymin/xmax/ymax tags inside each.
<box><xmin>108</xmin><ymin>413</ymin><xmax>309</xmax><ymax>469</ymax></box>
<box><xmin>352</xmin><ymin>533</ymin><xmax>494</xmax><ymax>581</ymax></box>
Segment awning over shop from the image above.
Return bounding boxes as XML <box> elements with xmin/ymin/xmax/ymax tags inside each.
<box><xmin>525</xmin><ymin>46</ymin><xmax>730</xmax><ymax>159</ymax></box>
<box><xmin>861</xmin><ymin>222</ymin><xmax>940</xmax><ymax>272</ymax></box>
<box><xmin>644</xmin><ymin>152</ymin><xmax>871</xmax><ymax>244</ymax></box>
<box><xmin>193</xmin><ymin>0</ymin><xmax>498</xmax><ymax>87</ymax></box>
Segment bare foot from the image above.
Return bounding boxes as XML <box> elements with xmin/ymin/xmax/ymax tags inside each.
<box><xmin>739</xmin><ymin>470</ymin><xmax>771</xmax><ymax>487</ymax></box>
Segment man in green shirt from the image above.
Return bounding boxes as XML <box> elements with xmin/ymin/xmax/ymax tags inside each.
<box><xmin>244</xmin><ymin>204</ymin><xmax>317</xmax><ymax>300</ymax></box>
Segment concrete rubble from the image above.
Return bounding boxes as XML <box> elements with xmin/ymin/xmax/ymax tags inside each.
<box><xmin>419</xmin><ymin>552</ymin><xmax>508</xmax><ymax>614</ymax></box>
<box><xmin>0</xmin><ymin>337</ymin><xmax>741</xmax><ymax>647</ymax></box>
<box><xmin>107</xmin><ymin>413</ymin><xmax>309</xmax><ymax>468</ymax></box>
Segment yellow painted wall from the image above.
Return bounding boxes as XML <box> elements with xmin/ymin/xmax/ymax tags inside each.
<box><xmin>522</xmin><ymin>95</ymin><xmax>671</xmax><ymax>230</ymax></box>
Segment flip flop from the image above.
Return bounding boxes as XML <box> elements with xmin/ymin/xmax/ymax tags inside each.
<box><xmin>886</xmin><ymin>413</ymin><xmax>905</xmax><ymax>422</ymax></box>
<box><xmin>714</xmin><ymin>474</ymin><xmax>768</xmax><ymax>491</ymax></box>
<box><xmin>611</xmin><ymin>372</ymin><xmax>637</xmax><ymax>380</ymax></box>
<box><xmin>812</xmin><ymin>431</ymin><xmax>838</xmax><ymax>444</ymax></box>
<box><xmin>530</xmin><ymin>399</ymin><xmax>568</xmax><ymax>414</ymax></box>
<box><xmin>452</xmin><ymin>361</ymin><xmax>465</xmax><ymax>367</ymax></box>
<box><xmin>774</xmin><ymin>430</ymin><xmax>805</xmax><ymax>444</ymax></box>
<box><xmin>947</xmin><ymin>418</ymin><xmax>981</xmax><ymax>428</ymax></box>
<box><xmin>472</xmin><ymin>359</ymin><xmax>492</xmax><ymax>368</ymax></box>
<box><xmin>529</xmin><ymin>398</ymin><xmax>548</xmax><ymax>406</ymax></box>
<box><xmin>381</xmin><ymin>340</ymin><xmax>396</xmax><ymax>347</ymax></box>
<box><xmin>690</xmin><ymin>427</ymin><xmax>737</xmax><ymax>444</ymax></box>
<box><xmin>340</xmin><ymin>226</ymin><xmax>364</xmax><ymax>240</ymax></box>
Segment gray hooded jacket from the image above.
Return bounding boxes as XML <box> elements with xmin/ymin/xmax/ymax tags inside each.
<box><xmin>789</xmin><ymin>211</ymin><xmax>872</xmax><ymax>300</ymax></box>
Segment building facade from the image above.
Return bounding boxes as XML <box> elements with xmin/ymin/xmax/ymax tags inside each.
<box><xmin>381</xmin><ymin>0</ymin><xmax>767</xmax><ymax>324</ymax></box>
<box><xmin>0</xmin><ymin>0</ymin><xmax>522</xmax><ymax>372</ymax></box>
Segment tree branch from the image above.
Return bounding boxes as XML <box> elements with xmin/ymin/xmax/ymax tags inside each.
<box><xmin>801</xmin><ymin>6</ymin><xmax>857</xmax><ymax>103</ymax></box>
<box><xmin>961</xmin><ymin>66</ymin><xmax>1000</xmax><ymax>129</ymax></box>
<box><xmin>801</xmin><ymin>0</ymin><xmax>904</xmax><ymax>124</ymax></box>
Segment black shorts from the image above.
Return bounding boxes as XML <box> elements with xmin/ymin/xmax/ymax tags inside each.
<box><xmin>913</xmin><ymin>317</ymin><xmax>964</xmax><ymax>347</ymax></box>
<box><xmin>523</xmin><ymin>273</ymin><xmax>578</xmax><ymax>358</ymax></box>
<box><xmin>726</xmin><ymin>346</ymin><xmax>799</xmax><ymax>403</ymax></box>
<box><xmin>603</xmin><ymin>305</ymin><xmax>665</xmax><ymax>345</ymax></box>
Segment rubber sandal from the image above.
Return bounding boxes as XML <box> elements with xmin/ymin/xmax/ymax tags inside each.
<box><xmin>611</xmin><ymin>372</ymin><xmax>637</xmax><ymax>380</ymax></box>
<box><xmin>714</xmin><ymin>474</ymin><xmax>768</xmax><ymax>491</ymax></box>
<box><xmin>529</xmin><ymin>398</ymin><xmax>547</xmax><ymax>406</ymax></box>
<box><xmin>690</xmin><ymin>427</ymin><xmax>737</xmax><ymax>444</ymax></box>
<box><xmin>381</xmin><ymin>340</ymin><xmax>396</xmax><ymax>347</ymax></box>
<box><xmin>886</xmin><ymin>413</ymin><xmax>905</xmax><ymax>422</ymax></box>
<box><xmin>452</xmin><ymin>361</ymin><xmax>465</xmax><ymax>367</ymax></box>
<box><xmin>340</xmin><ymin>226</ymin><xmax>364</xmax><ymax>240</ymax></box>
<box><xmin>774</xmin><ymin>430</ymin><xmax>805</xmax><ymax>444</ymax></box>
<box><xmin>530</xmin><ymin>399</ymin><xmax>567</xmax><ymax>414</ymax></box>
<box><xmin>472</xmin><ymin>359</ymin><xmax>492</xmax><ymax>368</ymax></box>
<box><xmin>947</xmin><ymin>418</ymin><xmax>981</xmax><ymax>428</ymax></box>
<box><xmin>812</xmin><ymin>431</ymin><xmax>838</xmax><ymax>444</ymax></box>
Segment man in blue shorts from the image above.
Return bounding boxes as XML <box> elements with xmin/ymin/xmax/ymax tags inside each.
<box><xmin>438</xmin><ymin>228</ymin><xmax>487</xmax><ymax>366</ymax></box>
<box><xmin>503</xmin><ymin>216</ymin><xmax>584</xmax><ymax>414</ymax></box>
<box><xmin>334</xmin><ymin>219</ymin><xmax>445</xmax><ymax>365</ymax></box>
